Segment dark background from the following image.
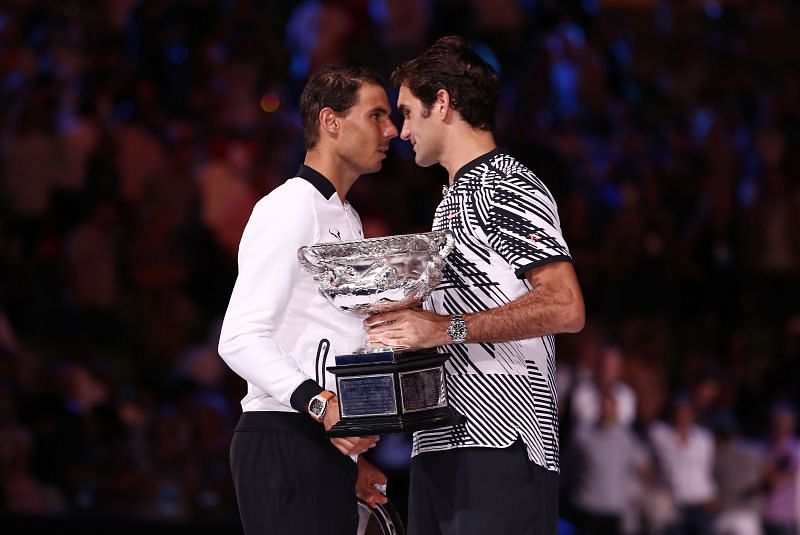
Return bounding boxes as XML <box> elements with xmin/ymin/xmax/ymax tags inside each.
<box><xmin>1</xmin><ymin>0</ymin><xmax>799</xmax><ymax>533</ymax></box>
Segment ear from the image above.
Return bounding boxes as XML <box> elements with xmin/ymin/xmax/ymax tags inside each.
<box><xmin>319</xmin><ymin>107</ymin><xmax>339</xmax><ymax>137</ymax></box>
<box><xmin>435</xmin><ymin>89</ymin><xmax>451</xmax><ymax>119</ymax></box>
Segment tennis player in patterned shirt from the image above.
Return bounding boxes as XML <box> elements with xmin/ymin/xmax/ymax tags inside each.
<box><xmin>366</xmin><ymin>36</ymin><xmax>585</xmax><ymax>535</ymax></box>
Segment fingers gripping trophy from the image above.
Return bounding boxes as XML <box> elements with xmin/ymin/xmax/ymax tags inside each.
<box><xmin>298</xmin><ymin>231</ymin><xmax>466</xmax><ymax>437</ymax></box>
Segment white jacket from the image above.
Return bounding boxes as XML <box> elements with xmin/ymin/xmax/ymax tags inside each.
<box><xmin>218</xmin><ymin>167</ymin><xmax>365</xmax><ymax>413</ymax></box>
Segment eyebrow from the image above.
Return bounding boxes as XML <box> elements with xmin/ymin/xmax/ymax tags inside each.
<box><xmin>397</xmin><ymin>104</ymin><xmax>409</xmax><ymax>113</ymax></box>
<box><xmin>369</xmin><ymin>106</ymin><xmax>390</xmax><ymax>115</ymax></box>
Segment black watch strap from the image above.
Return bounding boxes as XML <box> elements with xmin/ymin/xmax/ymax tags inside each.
<box><xmin>290</xmin><ymin>379</ymin><xmax>324</xmax><ymax>413</ymax></box>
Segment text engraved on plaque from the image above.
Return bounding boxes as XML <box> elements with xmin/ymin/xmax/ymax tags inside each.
<box><xmin>338</xmin><ymin>374</ymin><xmax>397</xmax><ymax>418</ymax></box>
<box><xmin>399</xmin><ymin>367</ymin><xmax>446</xmax><ymax>413</ymax></box>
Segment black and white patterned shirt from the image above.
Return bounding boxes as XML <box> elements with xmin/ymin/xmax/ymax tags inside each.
<box><xmin>415</xmin><ymin>149</ymin><xmax>571</xmax><ymax>472</ymax></box>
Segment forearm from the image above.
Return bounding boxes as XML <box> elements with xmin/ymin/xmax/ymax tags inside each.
<box><xmin>218</xmin><ymin>331</ymin><xmax>316</xmax><ymax>408</ymax></box>
<box><xmin>366</xmin><ymin>261</ymin><xmax>584</xmax><ymax>349</ymax></box>
<box><xmin>464</xmin><ymin>280</ymin><xmax>584</xmax><ymax>343</ymax></box>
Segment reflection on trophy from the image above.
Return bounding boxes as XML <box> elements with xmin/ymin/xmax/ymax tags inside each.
<box><xmin>298</xmin><ymin>231</ymin><xmax>466</xmax><ymax>437</ymax></box>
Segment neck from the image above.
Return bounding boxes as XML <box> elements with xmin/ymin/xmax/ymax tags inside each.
<box><xmin>439</xmin><ymin>127</ymin><xmax>497</xmax><ymax>185</ymax></box>
<box><xmin>304</xmin><ymin>149</ymin><xmax>359</xmax><ymax>201</ymax></box>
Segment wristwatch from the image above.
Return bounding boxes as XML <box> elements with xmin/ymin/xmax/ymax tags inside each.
<box><xmin>447</xmin><ymin>314</ymin><xmax>468</xmax><ymax>343</ymax></box>
<box><xmin>308</xmin><ymin>390</ymin><xmax>335</xmax><ymax>422</ymax></box>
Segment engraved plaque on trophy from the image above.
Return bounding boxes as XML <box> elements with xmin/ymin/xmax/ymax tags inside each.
<box><xmin>298</xmin><ymin>231</ymin><xmax>465</xmax><ymax>437</ymax></box>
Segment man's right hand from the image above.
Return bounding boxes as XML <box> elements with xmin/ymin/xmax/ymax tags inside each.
<box><xmin>323</xmin><ymin>396</ymin><xmax>380</xmax><ymax>456</ymax></box>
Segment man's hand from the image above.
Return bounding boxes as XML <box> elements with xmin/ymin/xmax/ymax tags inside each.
<box><xmin>365</xmin><ymin>261</ymin><xmax>585</xmax><ymax>348</ymax></box>
<box><xmin>356</xmin><ymin>457</ymin><xmax>389</xmax><ymax>508</ymax></box>
<box><xmin>323</xmin><ymin>396</ymin><xmax>380</xmax><ymax>456</ymax></box>
<box><xmin>364</xmin><ymin>309</ymin><xmax>450</xmax><ymax>350</ymax></box>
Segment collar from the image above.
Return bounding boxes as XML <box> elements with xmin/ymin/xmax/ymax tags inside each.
<box><xmin>452</xmin><ymin>147</ymin><xmax>504</xmax><ymax>183</ymax></box>
<box><xmin>296</xmin><ymin>165</ymin><xmax>338</xmax><ymax>200</ymax></box>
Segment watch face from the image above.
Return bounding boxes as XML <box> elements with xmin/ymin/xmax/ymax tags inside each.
<box><xmin>309</xmin><ymin>398</ymin><xmax>325</xmax><ymax>417</ymax></box>
<box><xmin>448</xmin><ymin>317</ymin><xmax>467</xmax><ymax>342</ymax></box>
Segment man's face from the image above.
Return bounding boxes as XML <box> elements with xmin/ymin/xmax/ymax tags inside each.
<box><xmin>336</xmin><ymin>83</ymin><xmax>398</xmax><ymax>175</ymax></box>
<box><xmin>397</xmin><ymin>84</ymin><xmax>442</xmax><ymax>167</ymax></box>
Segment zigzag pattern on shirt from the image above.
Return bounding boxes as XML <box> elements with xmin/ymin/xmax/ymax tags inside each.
<box><xmin>418</xmin><ymin>151</ymin><xmax>567</xmax><ymax>472</ymax></box>
<box><xmin>412</xmin><ymin>373</ymin><xmax>559</xmax><ymax>469</ymax></box>
<box><xmin>527</xmin><ymin>337</ymin><xmax>560</xmax><ymax>470</ymax></box>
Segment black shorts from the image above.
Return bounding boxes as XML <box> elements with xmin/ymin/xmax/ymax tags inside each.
<box><xmin>230</xmin><ymin>411</ymin><xmax>358</xmax><ymax>535</ymax></box>
<box><xmin>408</xmin><ymin>439</ymin><xmax>559</xmax><ymax>535</ymax></box>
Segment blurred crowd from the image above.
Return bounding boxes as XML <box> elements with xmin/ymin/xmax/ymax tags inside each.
<box><xmin>0</xmin><ymin>0</ymin><xmax>799</xmax><ymax>533</ymax></box>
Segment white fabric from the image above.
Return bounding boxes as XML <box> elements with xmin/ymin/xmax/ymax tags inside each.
<box><xmin>218</xmin><ymin>176</ymin><xmax>365</xmax><ymax>412</ymax></box>
<box><xmin>649</xmin><ymin>422</ymin><xmax>717</xmax><ymax>506</ymax></box>
<box><xmin>570</xmin><ymin>380</ymin><xmax>637</xmax><ymax>428</ymax></box>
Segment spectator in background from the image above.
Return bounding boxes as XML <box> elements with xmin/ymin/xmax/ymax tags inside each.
<box><xmin>712</xmin><ymin>412</ymin><xmax>764</xmax><ymax>535</ymax></box>
<box><xmin>63</xmin><ymin>200</ymin><xmax>121</xmax><ymax>345</ymax></box>
<box><xmin>1</xmin><ymin>103</ymin><xmax>60</xmax><ymax>243</ymax></box>
<box><xmin>0</xmin><ymin>384</ymin><xmax>65</xmax><ymax>514</ymax></box>
<box><xmin>649</xmin><ymin>393</ymin><xmax>717</xmax><ymax>535</ymax></box>
<box><xmin>113</xmin><ymin>119</ymin><xmax>166</xmax><ymax>206</ymax></box>
<box><xmin>570</xmin><ymin>343</ymin><xmax>637</xmax><ymax>429</ymax></box>
<box><xmin>760</xmin><ymin>402</ymin><xmax>799</xmax><ymax>535</ymax></box>
<box><xmin>567</xmin><ymin>388</ymin><xmax>648</xmax><ymax>535</ymax></box>
<box><xmin>197</xmin><ymin>139</ymin><xmax>259</xmax><ymax>257</ymax></box>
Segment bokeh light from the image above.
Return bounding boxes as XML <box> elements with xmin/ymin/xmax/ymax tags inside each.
<box><xmin>260</xmin><ymin>94</ymin><xmax>280</xmax><ymax>113</ymax></box>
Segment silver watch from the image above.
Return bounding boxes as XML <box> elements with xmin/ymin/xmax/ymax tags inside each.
<box><xmin>447</xmin><ymin>314</ymin><xmax>468</xmax><ymax>343</ymax></box>
<box><xmin>308</xmin><ymin>391</ymin><xmax>334</xmax><ymax>421</ymax></box>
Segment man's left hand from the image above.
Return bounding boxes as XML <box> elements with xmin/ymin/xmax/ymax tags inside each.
<box><xmin>364</xmin><ymin>309</ymin><xmax>450</xmax><ymax>349</ymax></box>
<box><xmin>356</xmin><ymin>457</ymin><xmax>389</xmax><ymax>508</ymax></box>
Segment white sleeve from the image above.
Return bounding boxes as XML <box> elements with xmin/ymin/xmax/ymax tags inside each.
<box><xmin>217</xmin><ymin>188</ymin><xmax>316</xmax><ymax>409</ymax></box>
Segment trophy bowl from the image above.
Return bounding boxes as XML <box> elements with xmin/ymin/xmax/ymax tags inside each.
<box><xmin>297</xmin><ymin>231</ymin><xmax>454</xmax><ymax>316</ymax></box>
<box><xmin>297</xmin><ymin>231</ymin><xmax>465</xmax><ymax>437</ymax></box>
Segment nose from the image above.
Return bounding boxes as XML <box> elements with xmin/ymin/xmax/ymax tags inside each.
<box><xmin>385</xmin><ymin>119</ymin><xmax>398</xmax><ymax>140</ymax></box>
<box><xmin>400</xmin><ymin>120</ymin><xmax>410</xmax><ymax>141</ymax></box>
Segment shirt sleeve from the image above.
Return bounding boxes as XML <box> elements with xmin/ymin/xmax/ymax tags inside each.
<box><xmin>218</xmin><ymin>187</ymin><xmax>320</xmax><ymax>410</ymax></box>
<box><xmin>485</xmin><ymin>168</ymin><xmax>572</xmax><ymax>279</ymax></box>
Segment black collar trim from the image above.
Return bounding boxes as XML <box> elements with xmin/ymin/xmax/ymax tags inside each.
<box><xmin>453</xmin><ymin>148</ymin><xmax>504</xmax><ymax>183</ymax></box>
<box><xmin>296</xmin><ymin>165</ymin><xmax>337</xmax><ymax>200</ymax></box>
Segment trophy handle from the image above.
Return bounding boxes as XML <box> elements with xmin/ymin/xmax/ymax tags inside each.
<box><xmin>297</xmin><ymin>246</ymin><xmax>327</xmax><ymax>275</ymax></box>
<box><xmin>437</xmin><ymin>230</ymin><xmax>455</xmax><ymax>259</ymax></box>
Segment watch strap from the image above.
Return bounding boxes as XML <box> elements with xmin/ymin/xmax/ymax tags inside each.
<box><xmin>447</xmin><ymin>314</ymin><xmax>468</xmax><ymax>343</ymax></box>
<box><xmin>308</xmin><ymin>390</ymin><xmax>336</xmax><ymax>421</ymax></box>
<box><xmin>290</xmin><ymin>379</ymin><xmax>324</xmax><ymax>413</ymax></box>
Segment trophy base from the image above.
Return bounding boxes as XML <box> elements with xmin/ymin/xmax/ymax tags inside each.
<box><xmin>325</xmin><ymin>349</ymin><xmax>465</xmax><ymax>438</ymax></box>
<box><xmin>327</xmin><ymin>406</ymin><xmax>465</xmax><ymax>437</ymax></box>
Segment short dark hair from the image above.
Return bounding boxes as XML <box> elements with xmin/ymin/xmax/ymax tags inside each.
<box><xmin>390</xmin><ymin>36</ymin><xmax>500</xmax><ymax>131</ymax></box>
<box><xmin>300</xmin><ymin>65</ymin><xmax>384</xmax><ymax>149</ymax></box>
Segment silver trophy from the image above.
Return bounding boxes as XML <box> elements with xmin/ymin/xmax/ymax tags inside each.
<box><xmin>298</xmin><ymin>231</ymin><xmax>465</xmax><ymax>437</ymax></box>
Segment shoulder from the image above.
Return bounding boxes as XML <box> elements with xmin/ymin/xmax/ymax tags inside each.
<box><xmin>693</xmin><ymin>425</ymin><xmax>715</xmax><ymax>443</ymax></box>
<box><xmin>242</xmin><ymin>178</ymin><xmax>318</xmax><ymax>244</ymax></box>
<box><xmin>259</xmin><ymin>177</ymin><xmax>313</xmax><ymax>205</ymax></box>
<box><xmin>486</xmin><ymin>152</ymin><xmax>555</xmax><ymax>199</ymax></box>
<box><xmin>251</xmin><ymin>178</ymin><xmax>316</xmax><ymax>219</ymax></box>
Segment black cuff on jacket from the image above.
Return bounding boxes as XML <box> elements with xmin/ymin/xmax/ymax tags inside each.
<box><xmin>290</xmin><ymin>379</ymin><xmax>324</xmax><ymax>413</ymax></box>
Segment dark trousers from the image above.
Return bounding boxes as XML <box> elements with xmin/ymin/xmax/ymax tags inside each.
<box><xmin>572</xmin><ymin>508</ymin><xmax>621</xmax><ymax>535</ymax></box>
<box><xmin>230</xmin><ymin>412</ymin><xmax>358</xmax><ymax>535</ymax></box>
<box><xmin>763</xmin><ymin>521</ymin><xmax>797</xmax><ymax>535</ymax></box>
<box><xmin>408</xmin><ymin>439</ymin><xmax>559</xmax><ymax>535</ymax></box>
<box><xmin>665</xmin><ymin>505</ymin><xmax>713</xmax><ymax>535</ymax></box>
